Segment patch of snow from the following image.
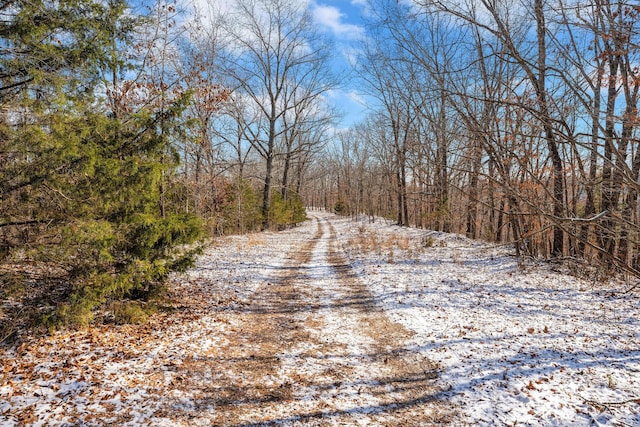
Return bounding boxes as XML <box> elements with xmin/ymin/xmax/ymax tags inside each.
<box><xmin>331</xmin><ymin>213</ymin><xmax>640</xmax><ymax>426</ymax></box>
<box><xmin>2</xmin><ymin>211</ymin><xmax>638</xmax><ymax>425</ymax></box>
<box><xmin>273</xmin><ymin>222</ymin><xmax>383</xmax><ymax>424</ymax></box>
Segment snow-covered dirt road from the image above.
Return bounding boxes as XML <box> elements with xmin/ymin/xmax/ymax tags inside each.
<box><xmin>0</xmin><ymin>213</ymin><xmax>451</xmax><ymax>426</ymax></box>
<box><xmin>181</xmin><ymin>215</ymin><xmax>451</xmax><ymax>425</ymax></box>
<box><xmin>1</xmin><ymin>211</ymin><xmax>639</xmax><ymax>426</ymax></box>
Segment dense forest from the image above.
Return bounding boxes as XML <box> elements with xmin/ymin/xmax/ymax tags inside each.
<box><xmin>1</xmin><ymin>0</ymin><xmax>639</xmax><ymax>334</ymax></box>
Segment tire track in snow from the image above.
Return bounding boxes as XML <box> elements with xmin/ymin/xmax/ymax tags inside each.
<box><xmin>317</xmin><ymin>217</ymin><xmax>452</xmax><ymax>425</ymax></box>
<box><xmin>173</xmin><ymin>215</ymin><xmax>452</xmax><ymax>425</ymax></box>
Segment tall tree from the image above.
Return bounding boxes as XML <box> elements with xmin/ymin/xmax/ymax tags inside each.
<box><xmin>216</xmin><ymin>0</ymin><xmax>337</xmax><ymax>228</ymax></box>
<box><xmin>358</xmin><ymin>14</ymin><xmax>418</xmax><ymax>226</ymax></box>
<box><xmin>0</xmin><ymin>0</ymin><xmax>202</xmax><ymax>327</ymax></box>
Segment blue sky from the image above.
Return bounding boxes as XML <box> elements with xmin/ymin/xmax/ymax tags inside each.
<box><xmin>310</xmin><ymin>0</ymin><xmax>369</xmax><ymax>128</ymax></box>
<box><xmin>311</xmin><ymin>0</ymin><xmax>366</xmax><ymax>39</ymax></box>
<box><xmin>185</xmin><ymin>0</ymin><xmax>371</xmax><ymax>128</ymax></box>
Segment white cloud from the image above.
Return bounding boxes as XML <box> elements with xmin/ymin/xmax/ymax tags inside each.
<box><xmin>322</xmin><ymin>88</ymin><xmax>369</xmax><ymax>128</ymax></box>
<box><xmin>341</xmin><ymin>46</ymin><xmax>362</xmax><ymax>68</ymax></box>
<box><xmin>346</xmin><ymin>89</ymin><xmax>366</xmax><ymax>107</ymax></box>
<box><xmin>312</xmin><ymin>4</ymin><xmax>365</xmax><ymax>40</ymax></box>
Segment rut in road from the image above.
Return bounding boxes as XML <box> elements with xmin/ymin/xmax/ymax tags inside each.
<box><xmin>176</xmin><ymin>216</ymin><xmax>453</xmax><ymax>426</ymax></box>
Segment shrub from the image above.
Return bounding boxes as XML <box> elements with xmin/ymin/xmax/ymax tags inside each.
<box><xmin>269</xmin><ymin>191</ymin><xmax>307</xmax><ymax>229</ymax></box>
<box><xmin>221</xmin><ymin>179</ymin><xmax>263</xmax><ymax>234</ymax></box>
<box><xmin>334</xmin><ymin>199</ymin><xmax>348</xmax><ymax>215</ymax></box>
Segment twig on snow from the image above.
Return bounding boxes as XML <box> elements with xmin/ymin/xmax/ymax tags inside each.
<box><xmin>579</xmin><ymin>394</ymin><xmax>640</xmax><ymax>412</ymax></box>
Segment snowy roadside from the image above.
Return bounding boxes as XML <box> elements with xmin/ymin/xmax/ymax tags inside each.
<box><xmin>329</xmin><ymin>212</ymin><xmax>640</xmax><ymax>426</ymax></box>
<box><xmin>2</xmin><ymin>210</ymin><xmax>638</xmax><ymax>426</ymax></box>
<box><xmin>0</xmin><ymin>227</ymin><xmax>304</xmax><ymax>426</ymax></box>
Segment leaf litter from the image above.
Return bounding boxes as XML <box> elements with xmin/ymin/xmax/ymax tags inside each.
<box><xmin>1</xmin><ymin>211</ymin><xmax>638</xmax><ymax>425</ymax></box>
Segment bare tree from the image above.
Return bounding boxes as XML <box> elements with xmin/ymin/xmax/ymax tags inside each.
<box><xmin>357</xmin><ymin>6</ymin><xmax>429</xmax><ymax>227</ymax></box>
<box><xmin>216</xmin><ymin>0</ymin><xmax>337</xmax><ymax>228</ymax></box>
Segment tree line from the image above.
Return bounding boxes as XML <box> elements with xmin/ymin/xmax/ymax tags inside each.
<box><xmin>0</xmin><ymin>0</ymin><xmax>333</xmax><ymax>332</ymax></box>
<box><xmin>307</xmin><ymin>0</ymin><xmax>640</xmax><ymax>284</ymax></box>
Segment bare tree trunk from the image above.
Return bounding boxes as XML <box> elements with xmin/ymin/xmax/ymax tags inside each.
<box><xmin>467</xmin><ymin>136</ymin><xmax>481</xmax><ymax>238</ymax></box>
<box><xmin>580</xmin><ymin>59</ymin><xmax>604</xmax><ymax>255</ymax></box>
<box><xmin>534</xmin><ymin>0</ymin><xmax>564</xmax><ymax>256</ymax></box>
<box><xmin>262</xmin><ymin>143</ymin><xmax>274</xmax><ymax>228</ymax></box>
<box><xmin>601</xmin><ymin>48</ymin><xmax>620</xmax><ymax>253</ymax></box>
<box><xmin>281</xmin><ymin>151</ymin><xmax>292</xmax><ymax>200</ymax></box>
<box><xmin>436</xmin><ymin>132</ymin><xmax>449</xmax><ymax>232</ymax></box>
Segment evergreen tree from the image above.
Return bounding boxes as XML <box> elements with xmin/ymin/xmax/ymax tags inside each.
<box><xmin>0</xmin><ymin>0</ymin><xmax>202</xmax><ymax>328</ymax></box>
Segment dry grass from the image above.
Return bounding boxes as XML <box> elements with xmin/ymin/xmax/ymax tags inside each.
<box><xmin>451</xmin><ymin>249</ymin><xmax>462</xmax><ymax>265</ymax></box>
<box><xmin>387</xmin><ymin>247</ymin><xmax>395</xmax><ymax>264</ymax></box>
<box><xmin>246</xmin><ymin>233</ymin><xmax>266</xmax><ymax>246</ymax></box>
<box><xmin>395</xmin><ymin>235</ymin><xmax>410</xmax><ymax>250</ymax></box>
<box><xmin>347</xmin><ymin>231</ymin><xmax>414</xmax><ymax>258</ymax></box>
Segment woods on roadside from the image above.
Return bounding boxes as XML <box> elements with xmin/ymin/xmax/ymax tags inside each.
<box><xmin>1</xmin><ymin>0</ymin><xmax>639</xmax><ymax>335</ymax></box>
<box><xmin>0</xmin><ymin>0</ymin><xmax>316</xmax><ymax>333</ymax></box>
<box><xmin>314</xmin><ymin>0</ymin><xmax>640</xmax><ymax>279</ymax></box>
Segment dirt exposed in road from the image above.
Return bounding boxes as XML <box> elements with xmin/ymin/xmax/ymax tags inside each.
<box><xmin>169</xmin><ymin>216</ymin><xmax>453</xmax><ymax>425</ymax></box>
<box><xmin>7</xmin><ymin>212</ymin><xmax>640</xmax><ymax>426</ymax></box>
<box><xmin>1</xmin><ymin>215</ymin><xmax>454</xmax><ymax>426</ymax></box>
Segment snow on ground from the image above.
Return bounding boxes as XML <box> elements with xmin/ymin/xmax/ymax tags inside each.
<box><xmin>265</xmin><ymin>218</ymin><xmax>390</xmax><ymax>424</ymax></box>
<box><xmin>1</xmin><ymin>211</ymin><xmax>639</xmax><ymax>425</ymax></box>
<box><xmin>327</xmin><ymin>211</ymin><xmax>640</xmax><ymax>426</ymax></box>
<box><xmin>0</xmin><ymin>230</ymin><xmax>299</xmax><ymax>426</ymax></box>
<box><xmin>275</xmin><ymin>223</ymin><xmax>380</xmax><ymax>414</ymax></box>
